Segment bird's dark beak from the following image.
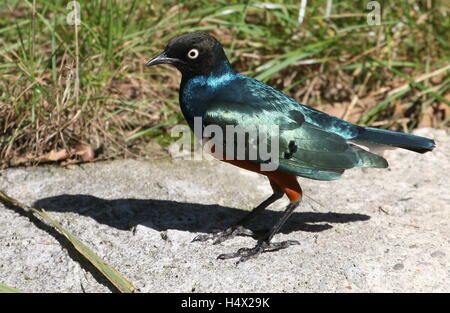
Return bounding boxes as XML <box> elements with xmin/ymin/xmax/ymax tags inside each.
<box><xmin>145</xmin><ymin>52</ymin><xmax>179</xmax><ymax>66</ymax></box>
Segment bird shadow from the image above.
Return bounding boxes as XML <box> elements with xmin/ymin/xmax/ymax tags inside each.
<box><xmin>33</xmin><ymin>194</ymin><xmax>371</xmax><ymax>235</ymax></box>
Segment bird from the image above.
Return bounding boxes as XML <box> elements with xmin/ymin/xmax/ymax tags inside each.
<box><xmin>145</xmin><ymin>31</ymin><xmax>436</xmax><ymax>264</ymax></box>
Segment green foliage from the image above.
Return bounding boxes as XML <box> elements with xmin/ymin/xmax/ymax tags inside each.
<box><xmin>0</xmin><ymin>0</ymin><xmax>449</xmax><ymax>167</ymax></box>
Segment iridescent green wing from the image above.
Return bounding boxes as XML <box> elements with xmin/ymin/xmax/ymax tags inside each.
<box><xmin>203</xmin><ymin>102</ymin><xmax>387</xmax><ymax>181</ymax></box>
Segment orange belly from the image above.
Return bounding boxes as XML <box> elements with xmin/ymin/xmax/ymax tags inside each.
<box><xmin>221</xmin><ymin>159</ymin><xmax>302</xmax><ymax>203</ymax></box>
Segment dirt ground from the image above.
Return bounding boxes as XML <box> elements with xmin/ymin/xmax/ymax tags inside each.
<box><xmin>0</xmin><ymin>128</ymin><xmax>448</xmax><ymax>292</ymax></box>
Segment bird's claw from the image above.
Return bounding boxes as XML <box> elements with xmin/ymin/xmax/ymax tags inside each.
<box><xmin>191</xmin><ymin>226</ymin><xmax>255</xmax><ymax>244</ymax></box>
<box><xmin>217</xmin><ymin>239</ymin><xmax>300</xmax><ymax>264</ymax></box>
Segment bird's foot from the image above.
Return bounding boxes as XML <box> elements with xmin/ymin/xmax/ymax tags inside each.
<box><xmin>217</xmin><ymin>239</ymin><xmax>300</xmax><ymax>264</ymax></box>
<box><xmin>192</xmin><ymin>226</ymin><xmax>255</xmax><ymax>244</ymax></box>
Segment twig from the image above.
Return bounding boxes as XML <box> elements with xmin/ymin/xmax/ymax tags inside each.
<box><xmin>388</xmin><ymin>63</ymin><xmax>450</xmax><ymax>97</ymax></box>
<box><xmin>74</xmin><ymin>15</ymin><xmax>80</xmax><ymax>107</ymax></box>
<box><xmin>341</xmin><ymin>94</ymin><xmax>359</xmax><ymax>121</ymax></box>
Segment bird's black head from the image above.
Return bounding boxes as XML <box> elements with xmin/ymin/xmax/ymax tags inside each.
<box><xmin>145</xmin><ymin>32</ymin><xmax>231</xmax><ymax>76</ymax></box>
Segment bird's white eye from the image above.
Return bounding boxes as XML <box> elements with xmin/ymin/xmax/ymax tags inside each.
<box><xmin>187</xmin><ymin>48</ymin><xmax>199</xmax><ymax>59</ymax></box>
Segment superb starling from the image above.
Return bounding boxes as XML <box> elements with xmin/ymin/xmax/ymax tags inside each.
<box><xmin>145</xmin><ymin>32</ymin><xmax>435</xmax><ymax>263</ymax></box>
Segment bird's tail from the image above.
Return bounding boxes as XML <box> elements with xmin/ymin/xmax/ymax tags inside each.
<box><xmin>354</xmin><ymin>127</ymin><xmax>436</xmax><ymax>154</ymax></box>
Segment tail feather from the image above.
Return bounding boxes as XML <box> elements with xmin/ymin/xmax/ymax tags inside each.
<box><xmin>354</xmin><ymin>127</ymin><xmax>436</xmax><ymax>154</ymax></box>
<box><xmin>350</xmin><ymin>145</ymin><xmax>389</xmax><ymax>168</ymax></box>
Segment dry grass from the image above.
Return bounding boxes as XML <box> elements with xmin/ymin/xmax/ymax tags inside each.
<box><xmin>0</xmin><ymin>0</ymin><xmax>449</xmax><ymax>169</ymax></box>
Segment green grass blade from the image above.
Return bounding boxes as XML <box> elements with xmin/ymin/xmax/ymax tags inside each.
<box><xmin>369</xmin><ymin>57</ymin><xmax>450</xmax><ymax>106</ymax></box>
<box><xmin>254</xmin><ymin>40</ymin><xmax>335</xmax><ymax>81</ymax></box>
<box><xmin>255</xmin><ymin>51</ymin><xmax>319</xmax><ymax>81</ymax></box>
<box><xmin>0</xmin><ymin>283</ymin><xmax>23</xmax><ymax>293</ymax></box>
<box><xmin>0</xmin><ymin>191</ymin><xmax>136</xmax><ymax>293</ymax></box>
<box><xmin>127</xmin><ymin>115</ymin><xmax>178</xmax><ymax>141</ymax></box>
<box><xmin>360</xmin><ymin>88</ymin><xmax>410</xmax><ymax>125</ymax></box>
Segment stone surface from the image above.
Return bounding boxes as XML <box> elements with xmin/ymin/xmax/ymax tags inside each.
<box><xmin>0</xmin><ymin>128</ymin><xmax>448</xmax><ymax>292</ymax></box>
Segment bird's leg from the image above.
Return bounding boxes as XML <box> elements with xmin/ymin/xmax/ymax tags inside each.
<box><xmin>216</xmin><ymin>172</ymin><xmax>303</xmax><ymax>264</ymax></box>
<box><xmin>192</xmin><ymin>191</ymin><xmax>284</xmax><ymax>244</ymax></box>
<box><xmin>217</xmin><ymin>200</ymin><xmax>301</xmax><ymax>264</ymax></box>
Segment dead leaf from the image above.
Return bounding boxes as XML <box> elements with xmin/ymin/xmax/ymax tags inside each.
<box><xmin>418</xmin><ymin>106</ymin><xmax>434</xmax><ymax>128</ymax></box>
<box><xmin>73</xmin><ymin>144</ymin><xmax>95</xmax><ymax>161</ymax></box>
<box><xmin>37</xmin><ymin>149</ymin><xmax>69</xmax><ymax>162</ymax></box>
